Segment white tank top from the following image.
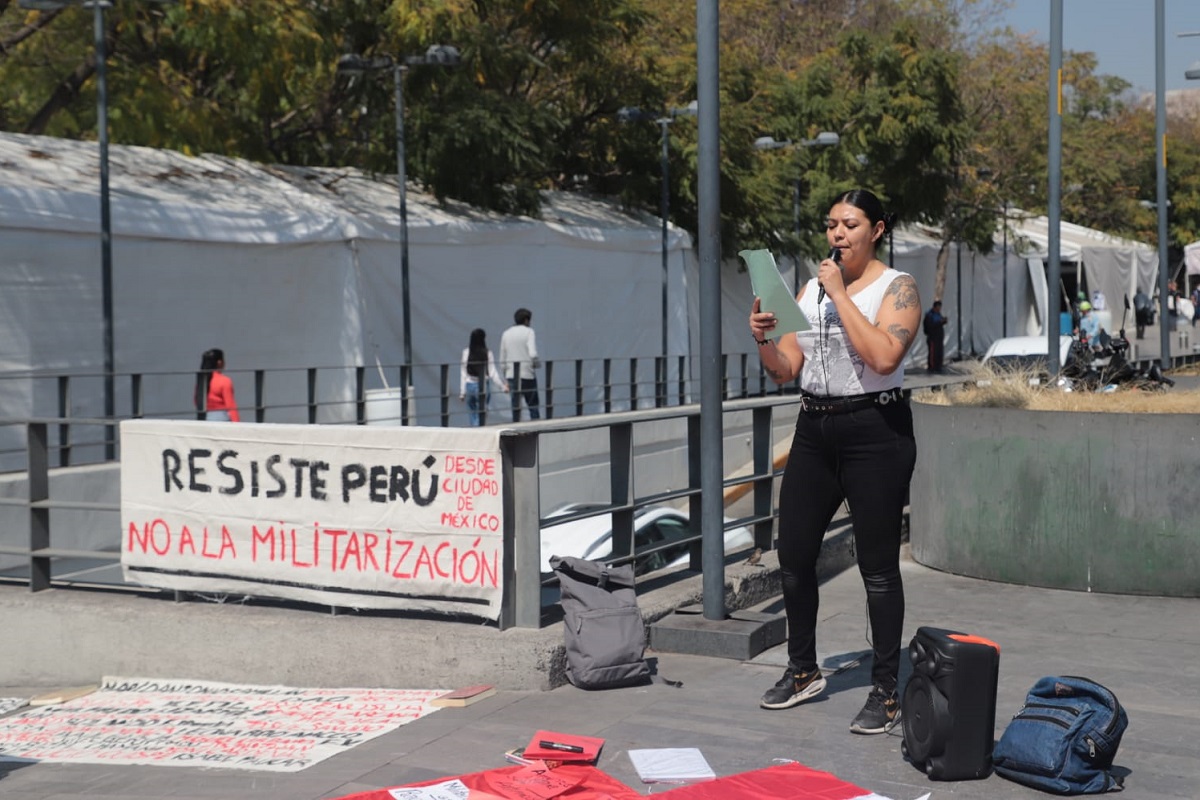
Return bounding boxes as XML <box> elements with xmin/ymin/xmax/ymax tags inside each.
<box><xmin>794</xmin><ymin>268</ymin><xmax>909</xmax><ymax>396</ymax></box>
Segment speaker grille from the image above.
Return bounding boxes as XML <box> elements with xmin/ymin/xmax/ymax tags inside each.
<box><xmin>902</xmin><ymin>673</ymin><xmax>949</xmax><ymax>767</ymax></box>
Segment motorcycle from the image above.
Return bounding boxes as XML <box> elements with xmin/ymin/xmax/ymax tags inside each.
<box><xmin>1061</xmin><ymin>296</ymin><xmax>1174</xmax><ymax>393</ymax></box>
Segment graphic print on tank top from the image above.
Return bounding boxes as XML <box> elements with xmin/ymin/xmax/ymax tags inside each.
<box><xmin>795</xmin><ymin>268</ymin><xmax>910</xmax><ymax>397</ymax></box>
<box><xmin>802</xmin><ymin>304</ymin><xmax>865</xmax><ymax>395</ymax></box>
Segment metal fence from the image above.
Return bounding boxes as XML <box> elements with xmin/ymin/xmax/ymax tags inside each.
<box><xmin>0</xmin><ymin>354</ymin><xmax>786</xmax><ymax>472</ymax></box>
<box><xmin>0</xmin><ymin>393</ymin><xmax>801</xmax><ymax>629</ymax></box>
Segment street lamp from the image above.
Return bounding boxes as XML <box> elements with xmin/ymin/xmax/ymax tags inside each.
<box><xmin>617</xmin><ymin>101</ymin><xmax>698</xmax><ymax>368</ymax></box>
<box><xmin>338</xmin><ymin>44</ymin><xmax>461</xmax><ymax>371</ymax></box>
<box><xmin>1181</xmin><ymin>31</ymin><xmax>1200</xmax><ymax>79</ymax></box>
<box><xmin>20</xmin><ymin>0</ymin><xmax>174</xmax><ymax>460</ymax></box>
<box><xmin>753</xmin><ymin>132</ymin><xmax>841</xmax><ymax>295</ymax></box>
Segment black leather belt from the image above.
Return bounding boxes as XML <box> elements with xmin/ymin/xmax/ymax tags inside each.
<box><xmin>799</xmin><ymin>388</ymin><xmax>906</xmax><ymax>414</ymax></box>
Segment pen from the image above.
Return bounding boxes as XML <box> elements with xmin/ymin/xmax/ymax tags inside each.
<box><xmin>538</xmin><ymin>740</ymin><xmax>585</xmax><ymax>754</ymax></box>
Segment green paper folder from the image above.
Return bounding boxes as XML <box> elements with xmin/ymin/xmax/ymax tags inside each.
<box><xmin>739</xmin><ymin>248</ymin><xmax>811</xmax><ymax>337</ymax></box>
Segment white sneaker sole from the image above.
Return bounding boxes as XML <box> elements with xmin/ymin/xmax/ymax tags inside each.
<box><xmin>759</xmin><ymin>675</ymin><xmax>827</xmax><ymax>710</ymax></box>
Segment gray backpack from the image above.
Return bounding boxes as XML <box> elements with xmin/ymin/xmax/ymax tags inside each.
<box><xmin>549</xmin><ymin>555</ymin><xmax>652</xmax><ymax>690</ymax></box>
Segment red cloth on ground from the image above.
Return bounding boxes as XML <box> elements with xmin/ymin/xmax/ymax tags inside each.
<box><xmin>655</xmin><ymin>760</ymin><xmax>879</xmax><ymax>800</ymax></box>
<box><xmin>327</xmin><ymin>763</ymin><xmax>642</xmax><ymax>800</ymax></box>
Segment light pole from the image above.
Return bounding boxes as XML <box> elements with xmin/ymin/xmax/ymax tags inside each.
<box><xmin>752</xmin><ymin>132</ymin><xmax>840</xmax><ymax>295</ymax></box>
<box><xmin>20</xmin><ymin>0</ymin><xmax>173</xmax><ymax>459</ymax></box>
<box><xmin>338</xmin><ymin>44</ymin><xmax>460</xmax><ymax>371</ymax></box>
<box><xmin>617</xmin><ymin>101</ymin><xmax>698</xmax><ymax>365</ymax></box>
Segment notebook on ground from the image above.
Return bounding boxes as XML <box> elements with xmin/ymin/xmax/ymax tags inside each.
<box><xmin>627</xmin><ymin>748</ymin><xmax>716</xmax><ymax>783</ymax></box>
<box><xmin>522</xmin><ymin>730</ymin><xmax>604</xmax><ymax>762</ymax></box>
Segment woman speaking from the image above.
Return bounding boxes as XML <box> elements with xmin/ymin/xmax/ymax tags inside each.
<box><xmin>749</xmin><ymin>189</ymin><xmax>920</xmax><ymax>735</ymax></box>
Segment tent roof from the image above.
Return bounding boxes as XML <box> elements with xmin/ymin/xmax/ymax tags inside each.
<box><xmin>1004</xmin><ymin>211</ymin><xmax>1154</xmax><ymax>260</ymax></box>
<box><xmin>0</xmin><ymin>131</ymin><xmax>689</xmax><ymax>251</ymax></box>
<box><xmin>890</xmin><ymin>209</ymin><xmax>1153</xmax><ymax>261</ymax></box>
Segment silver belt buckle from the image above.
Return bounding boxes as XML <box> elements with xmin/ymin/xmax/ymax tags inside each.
<box><xmin>878</xmin><ymin>390</ymin><xmax>892</xmax><ymax>406</ymax></box>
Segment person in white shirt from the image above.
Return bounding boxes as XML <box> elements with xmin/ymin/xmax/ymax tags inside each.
<box><xmin>499</xmin><ymin>307</ymin><xmax>541</xmax><ymax>421</ymax></box>
<box><xmin>749</xmin><ymin>188</ymin><xmax>919</xmax><ymax>736</ymax></box>
<box><xmin>459</xmin><ymin>328</ymin><xmax>508</xmax><ymax>426</ymax></box>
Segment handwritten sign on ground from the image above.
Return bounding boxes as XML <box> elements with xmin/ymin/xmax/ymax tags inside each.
<box><xmin>0</xmin><ymin>676</ymin><xmax>444</xmax><ymax>772</ymax></box>
<box><xmin>0</xmin><ymin>697</ymin><xmax>28</xmax><ymax>717</ymax></box>
<box><xmin>120</xmin><ymin>420</ymin><xmax>505</xmax><ymax>618</ymax></box>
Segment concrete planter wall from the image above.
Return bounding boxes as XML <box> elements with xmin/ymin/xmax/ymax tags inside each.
<box><xmin>910</xmin><ymin>402</ymin><xmax>1200</xmax><ymax>597</ymax></box>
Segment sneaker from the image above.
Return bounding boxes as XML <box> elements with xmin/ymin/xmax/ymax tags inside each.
<box><xmin>760</xmin><ymin>667</ymin><xmax>826</xmax><ymax>710</ymax></box>
<box><xmin>850</xmin><ymin>684</ymin><xmax>901</xmax><ymax>734</ymax></box>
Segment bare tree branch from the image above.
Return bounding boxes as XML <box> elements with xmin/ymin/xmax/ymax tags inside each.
<box><xmin>0</xmin><ymin>6</ymin><xmax>63</xmax><ymax>57</ymax></box>
<box><xmin>24</xmin><ymin>52</ymin><xmax>95</xmax><ymax>135</ymax></box>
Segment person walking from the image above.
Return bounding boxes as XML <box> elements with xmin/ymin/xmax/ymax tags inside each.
<box><xmin>499</xmin><ymin>308</ymin><xmax>541</xmax><ymax>421</ymax></box>
<box><xmin>922</xmin><ymin>300</ymin><xmax>947</xmax><ymax>372</ymax></box>
<box><xmin>459</xmin><ymin>328</ymin><xmax>507</xmax><ymax>426</ymax></box>
<box><xmin>749</xmin><ymin>188</ymin><xmax>919</xmax><ymax>735</ymax></box>
<box><xmin>194</xmin><ymin>348</ymin><xmax>239</xmax><ymax>421</ymax></box>
<box><xmin>1134</xmin><ymin>289</ymin><xmax>1151</xmax><ymax>340</ymax></box>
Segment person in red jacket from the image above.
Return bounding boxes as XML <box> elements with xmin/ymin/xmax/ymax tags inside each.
<box><xmin>195</xmin><ymin>348</ymin><xmax>240</xmax><ymax>421</ymax></box>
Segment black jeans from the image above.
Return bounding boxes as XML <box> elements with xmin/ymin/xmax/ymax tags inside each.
<box><xmin>776</xmin><ymin>400</ymin><xmax>917</xmax><ymax>692</ymax></box>
<box><xmin>510</xmin><ymin>377</ymin><xmax>540</xmax><ymax>421</ymax></box>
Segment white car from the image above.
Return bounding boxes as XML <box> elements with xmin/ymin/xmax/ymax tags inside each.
<box><xmin>539</xmin><ymin>503</ymin><xmax>754</xmax><ymax>577</ymax></box>
<box><xmin>981</xmin><ymin>335</ymin><xmax>1075</xmax><ymax>383</ymax></box>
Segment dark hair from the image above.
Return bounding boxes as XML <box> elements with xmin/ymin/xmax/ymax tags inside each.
<box><xmin>195</xmin><ymin>348</ymin><xmax>224</xmax><ymax>411</ymax></box>
<box><xmin>199</xmin><ymin>348</ymin><xmax>224</xmax><ymax>371</ymax></box>
<box><xmin>832</xmin><ymin>189</ymin><xmax>897</xmax><ymax>240</ymax></box>
<box><xmin>514</xmin><ymin>308</ymin><xmax>532</xmax><ymax>325</ymax></box>
<box><xmin>466</xmin><ymin>328</ymin><xmax>488</xmax><ymax>380</ymax></box>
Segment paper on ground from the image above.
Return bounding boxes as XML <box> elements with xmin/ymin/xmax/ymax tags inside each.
<box><xmin>627</xmin><ymin>747</ymin><xmax>716</xmax><ymax>783</ymax></box>
<box><xmin>0</xmin><ymin>676</ymin><xmax>444</xmax><ymax>772</ymax></box>
<box><xmin>0</xmin><ymin>698</ymin><xmax>28</xmax><ymax>717</ymax></box>
<box><xmin>740</xmin><ymin>249</ymin><xmax>811</xmax><ymax>336</ymax></box>
<box><xmin>388</xmin><ymin>779</ymin><xmax>472</xmax><ymax>799</ymax></box>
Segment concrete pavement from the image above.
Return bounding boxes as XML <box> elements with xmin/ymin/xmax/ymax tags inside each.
<box><xmin>2</xmin><ymin>544</ymin><xmax>1197</xmax><ymax>800</ymax></box>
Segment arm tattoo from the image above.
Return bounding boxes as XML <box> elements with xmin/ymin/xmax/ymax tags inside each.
<box><xmin>885</xmin><ymin>275</ymin><xmax>920</xmax><ymax>310</ymax></box>
<box><xmin>764</xmin><ymin>366</ymin><xmax>785</xmax><ymax>382</ymax></box>
<box><xmin>888</xmin><ymin>324</ymin><xmax>913</xmax><ymax>346</ymax></box>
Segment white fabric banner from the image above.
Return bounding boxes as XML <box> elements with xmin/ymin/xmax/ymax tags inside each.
<box><xmin>120</xmin><ymin>420</ymin><xmax>505</xmax><ymax>618</ymax></box>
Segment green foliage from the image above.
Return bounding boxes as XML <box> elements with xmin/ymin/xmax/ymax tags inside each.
<box><xmin>2</xmin><ymin>0</ymin><xmax>1199</xmax><ymax>263</ymax></box>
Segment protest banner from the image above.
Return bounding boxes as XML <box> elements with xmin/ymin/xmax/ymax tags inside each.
<box><xmin>120</xmin><ymin>420</ymin><xmax>505</xmax><ymax>618</ymax></box>
<box><xmin>0</xmin><ymin>677</ymin><xmax>443</xmax><ymax>772</ymax></box>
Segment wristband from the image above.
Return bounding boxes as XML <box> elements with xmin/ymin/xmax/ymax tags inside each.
<box><xmin>754</xmin><ymin>336</ymin><xmax>772</xmax><ymax>346</ymax></box>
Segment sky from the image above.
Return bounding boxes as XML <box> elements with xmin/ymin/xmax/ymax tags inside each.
<box><xmin>996</xmin><ymin>0</ymin><xmax>1200</xmax><ymax>94</ymax></box>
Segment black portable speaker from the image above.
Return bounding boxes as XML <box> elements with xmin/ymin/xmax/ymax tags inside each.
<box><xmin>901</xmin><ymin>626</ymin><xmax>1000</xmax><ymax>781</ymax></box>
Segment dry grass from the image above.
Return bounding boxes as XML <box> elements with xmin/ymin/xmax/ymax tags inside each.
<box><xmin>915</xmin><ymin>363</ymin><xmax>1200</xmax><ymax>413</ymax></box>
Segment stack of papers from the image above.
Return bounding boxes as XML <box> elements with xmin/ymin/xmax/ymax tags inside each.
<box><xmin>627</xmin><ymin>747</ymin><xmax>716</xmax><ymax>783</ymax></box>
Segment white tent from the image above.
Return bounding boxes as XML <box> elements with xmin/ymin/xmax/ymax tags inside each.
<box><xmin>878</xmin><ymin>213</ymin><xmax>1159</xmax><ymax>362</ymax></box>
<box><xmin>0</xmin><ymin>131</ymin><xmax>1162</xmax><ymax>444</ymax></box>
<box><xmin>0</xmin><ymin>132</ymin><xmax>697</xmax><ymax>443</ymax></box>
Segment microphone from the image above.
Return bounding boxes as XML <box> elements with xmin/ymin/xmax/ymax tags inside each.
<box><xmin>817</xmin><ymin>247</ymin><xmax>842</xmax><ymax>304</ymax></box>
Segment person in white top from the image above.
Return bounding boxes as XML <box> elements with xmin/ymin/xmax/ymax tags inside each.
<box><xmin>459</xmin><ymin>328</ymin><xmax>507</xmax><ymax>426</ymax></box>
<box><xmin>498</xmin><ymin>307</ymin><xmax>541</xmax><ymax>421</ymax></box>
<box><xmin>749</xmin><ymin>189</ymin><xmax>921</xmax><ymax>736</ymax></box>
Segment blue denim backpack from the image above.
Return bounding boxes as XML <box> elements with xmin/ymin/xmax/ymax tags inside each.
<box><xmin>993</xmin><ymin>675</ymin><xmax>1128</xmax><ymax>794</ymax></box>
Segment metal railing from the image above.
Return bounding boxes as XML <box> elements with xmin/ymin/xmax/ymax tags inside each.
<box><xmin>0</xmin><ymin>393</ymin><xmax>799</xmax><ymax>628</ymax></box>
<box><xmin>0</xmin><ymin>354</ymin><xmax>787</xmax><ymax>472</ymax></box>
